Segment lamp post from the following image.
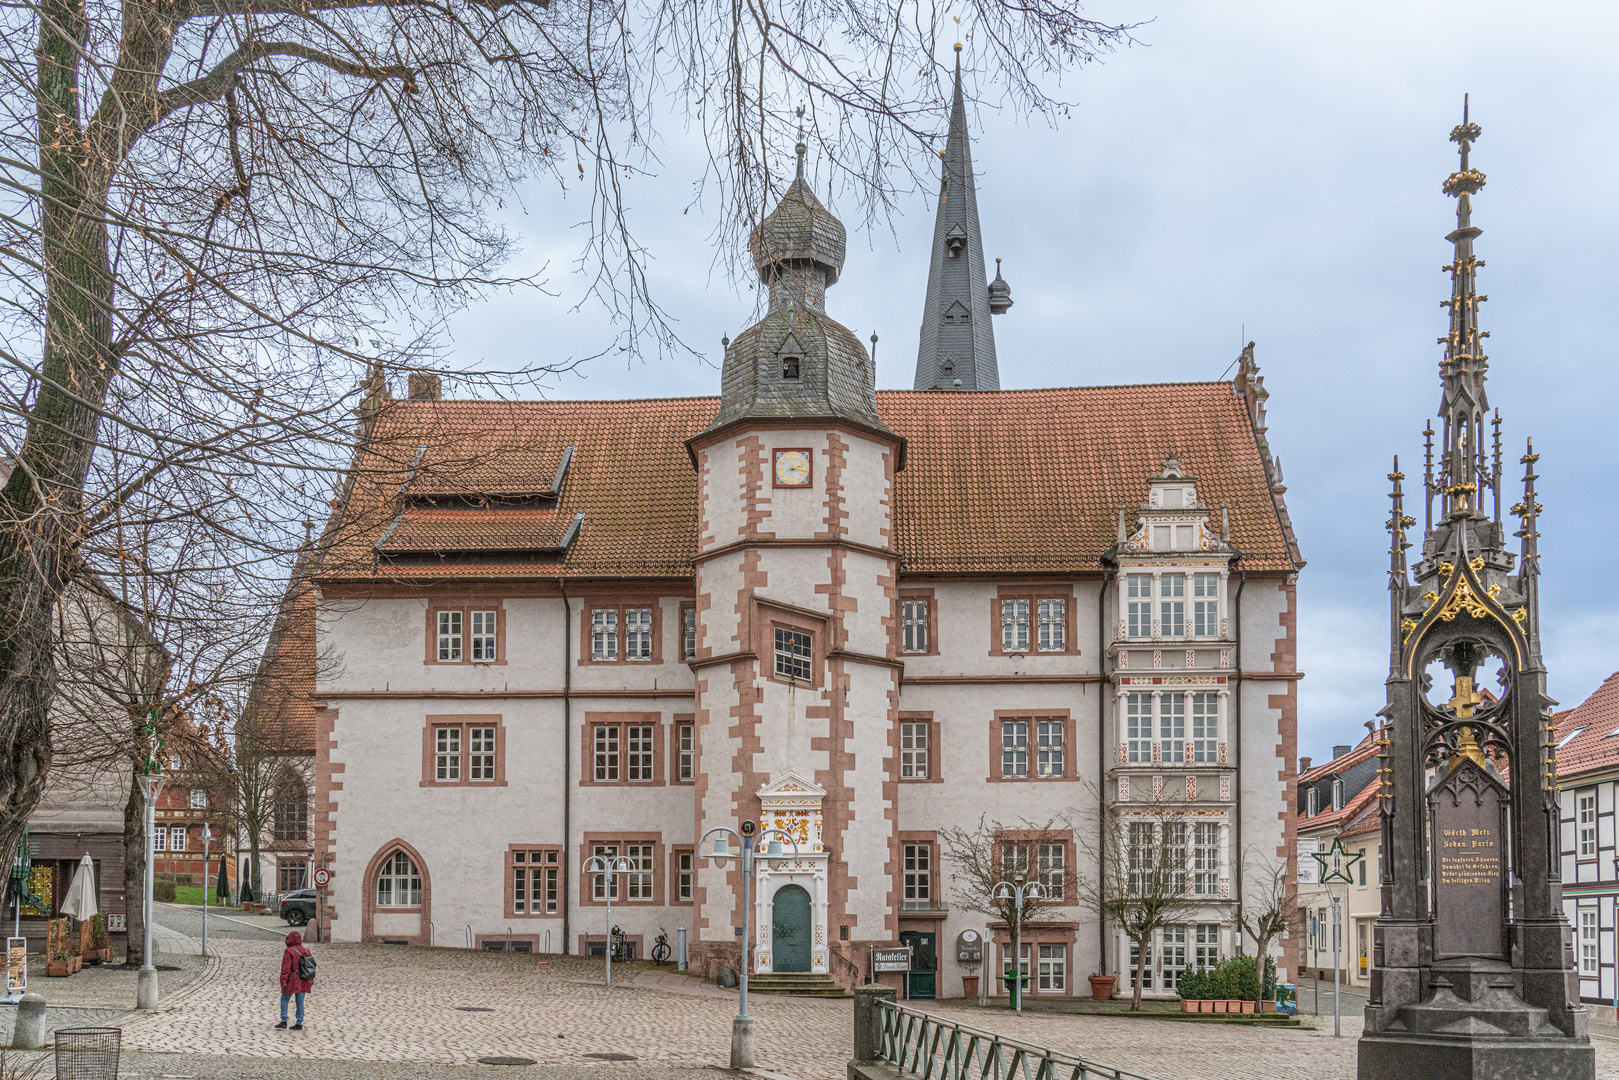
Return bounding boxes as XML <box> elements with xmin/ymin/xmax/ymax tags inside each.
<box><xmin>200</xmin><ymin>823</ymin><xmax>212</xmax><ymax>958</ymax></box>
<box><xmin>697</xmin><ymin>820</ymin><xmax>801</xmax><ymax>1069</ymax></box>
<box><xmin>991</xmin><ymin>877</ymin><xmax>1046</xmax><ymax>1016</ymax></box>
<box><xmin>581</xmin><ymin>853</ymin><xmax>637</xmax><ymax>989</ymax></box>
<box><xmin>136</xmin><ymin>771</ymin><xmax>166</xmax><ymax>1011</ymax></box>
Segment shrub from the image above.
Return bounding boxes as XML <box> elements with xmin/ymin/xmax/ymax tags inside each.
<box><xmin>1177</xmin><ymin>967</ymin><xmax>1210</xmax><ymax>1000</ymax></box>
<box><xmin>1262</xmin><ymin>955</ymin><xmax>1277</xmax><ymax>1000</ymax></box>
<box><xmin>90</xmin><ymin>913</ymin><xmax>107</xmax><ymax>948</ymax></box>
<box><xmin>153</xmin><ymin>878</ymin><xmax>177</xmax><ymax>903</ymax></box>
<box><xmin>1209</xmin><ymin>956</ymin><xmax>1262</xmax><ymax>1000</ymax></box>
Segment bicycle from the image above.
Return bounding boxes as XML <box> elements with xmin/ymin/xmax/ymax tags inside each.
<box><xmin>650</xmin><ymin>928</ymin><xmax>672</xmax><ymax>965</ymax></box>
<box><xmin>610</xmin><ymin>924</ymin><xmax>636</xmax><ymax>961</ymax></box>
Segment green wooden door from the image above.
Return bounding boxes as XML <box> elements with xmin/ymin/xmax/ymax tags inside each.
<box><xmin>900</xmin><ymin>930</ymin><xmax>937</xmax><ymax>999</ymax></box>
<box><xmin>772</xmin><ymin>885</ymin><xmax>812</xmax><ymax>972</ymax></box>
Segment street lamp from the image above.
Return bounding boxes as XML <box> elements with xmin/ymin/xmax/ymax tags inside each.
<box><xmin>697</xmin><ymin>820</ymin><xmax>802</xmax><ymax>1069</ymax></box>
<box><xmin>200</xmin><ymin>823</ymin><xmax>212</xmax><ymax>958</ymax></box>
<box><xmin>991</xmin><ymin>877</ymin><xmax>1046</xmax><ymax>1016</ymax></box>
<box><xmin>136</xmin><ymin>771</ymin><xmax>166</xmax><ymax>1011</ymax></box>
<box><xmin>582</xmin><ymin>853</ymin><xmax>637</xmax><ymax>989</ymax></box>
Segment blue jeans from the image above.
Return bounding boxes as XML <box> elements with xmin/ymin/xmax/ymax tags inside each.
<box><xmin>280</xmin><ymin>992</ymin><xmax>305</xmax><ymax>1024</ymax></box>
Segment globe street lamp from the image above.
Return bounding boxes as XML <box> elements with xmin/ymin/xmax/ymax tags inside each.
<box><xmin>991</xmin><ymin>877</ymin><xmax>1046</xmax><ymax>1016</ymax></box>
<box><xmin>200</xmin><ymin>823</ymin><xmax>212</xmax><ymax>958</ymax></box>
<box><xmin>136</xmin><ymin>771</ymin><xmax>166</xmax><ymax>1011</ymax></box>
<box><xmin>697</xmin><ymin>820</ymin><xmax>801</xmax><ymax>1069</ymax></box>
<box><xmin>582</xmin><ymin>853</ymin><xmax>637</xmax><ymax>989</ymax></box>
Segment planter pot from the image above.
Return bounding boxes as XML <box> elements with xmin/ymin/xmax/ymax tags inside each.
<box><xmin>1198</xmin><ymin>999</ymin><xmax>1214</xmax><ymax>1013</ymax></box>
<box><xmin>1211</xmin><ymin>1000</ymin><xmax>1227</xmax><ymax>1013</ymax></box>
<box><xmin>961</xmin><ymin>976</ymin><xmax>980</xmax><ymax>999</ymax></box>
<box><xmin>70</xmin><ymin>955</ymin><xmax>82</xmax><ymax>973</ymax></box>
<box><xmin>1180</xmin><ymin>999</ymin><xmax>1198</xmax><ymax>1013</ymax></box>
<box><xmin>1087</xmin><ymin>975</ymin><xmax>1117</xmax><ymax>1002</ymax></box>
<box><xmin>1260</xmin><ymin>1000</ymin><xmax>1277</xmax><ymax>1014</ymax></box>
<box><xmin>1238</xmin><ymin>1000</ymin><xmax>1256</xmax><ymax>1014</ymax></box>
<box><xmin>46</xmin><ymin>961</ymin><xmax>71</xmax><ymax>977</ymax></box>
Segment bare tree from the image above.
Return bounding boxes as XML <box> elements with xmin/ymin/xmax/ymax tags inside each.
<box><xmin>1073</xmin><ymin>806</ymin><xmax>1206</xmax><ymax>1011</ymax></box>
<box><xmin>1236</xmin><ymin>849</ymin><xmax>1294</xmax><ymax>1004</ymax></box>
<box><xmin>0</xmin><ymin>0</ymin><xmax>1136</xmax><ymax>879</ymax></box>
<box><xmin>939</xmin><ymin>814</ymin><xmax>1079</xmax><ymax>991</ymax></box>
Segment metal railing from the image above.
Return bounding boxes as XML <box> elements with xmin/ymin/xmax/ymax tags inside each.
<box><xmin>876</xmin><ymin>1001</ymin><xmax>1161</xmax><ymax>1080</ymax></box>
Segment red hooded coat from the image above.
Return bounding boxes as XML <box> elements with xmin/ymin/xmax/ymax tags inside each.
<box><xmin>280</xmin><ymin>931</ymin><xmax>314</xmax><ymax>994</ymax></box>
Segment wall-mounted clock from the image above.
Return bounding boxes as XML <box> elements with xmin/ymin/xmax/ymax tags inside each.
<box><xmin>773</xmin><ymin>449</ymin><xmax>811</xmax><ymax>488</ymax></box>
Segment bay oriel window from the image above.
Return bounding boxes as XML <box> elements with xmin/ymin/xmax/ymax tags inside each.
<box><xmin>1120</xmin><ymin>572</ymin><xmax>1224</xmax><ymax>640</ymax></box>
<box><xmin>1120</xmin><ymin>692</ymin><xmax>1222</xmax><ymax>765</ymax></box>
<box><xmin>1126</xmin><ymin>819</ymin><xmax>1224</xmax><ymax>899</ymax></box>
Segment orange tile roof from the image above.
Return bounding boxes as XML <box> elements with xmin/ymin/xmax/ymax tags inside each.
<box><xmin>317</xmin><ymin>382</ymin><xmax>1299</xmax><ymax>583</ymax></box>
<box><xmin>1553</xmin><ymin>671</ymin><xmax>1619</xmax><ymax>779</ymax></box>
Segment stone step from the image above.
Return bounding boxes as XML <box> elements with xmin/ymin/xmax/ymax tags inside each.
<box><xmin>747</xmin><ymin>973</ymin><xmax>851</xmax><ymax>997</ymax></box>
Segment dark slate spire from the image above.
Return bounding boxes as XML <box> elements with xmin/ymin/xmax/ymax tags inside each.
<box><xmin>913</xmin><ymin>44</ymin><xmax>1008</xmax><ymax>391</ymax></box>
<box><xmin>704</xmin><ymin>142</ymin><xmax>888</xmax><ymax>436</ymax></box>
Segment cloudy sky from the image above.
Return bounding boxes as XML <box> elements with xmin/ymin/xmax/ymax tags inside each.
<box><xmin>431</xmin><ymin>1</ymin><xmax>1619</xmax><ymax>762</ymax></box>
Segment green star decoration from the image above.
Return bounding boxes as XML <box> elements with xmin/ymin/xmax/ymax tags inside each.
<box><xmin>1312</xmin><ymin>836</ymin><xmax>1364</xmax><ymax>885</ymax></box>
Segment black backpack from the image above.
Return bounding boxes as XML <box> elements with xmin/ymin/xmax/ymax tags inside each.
<box><xmin>297</xmin><ymin>949</ymin><xmax>317</xmax><ymax>981</ymax></box>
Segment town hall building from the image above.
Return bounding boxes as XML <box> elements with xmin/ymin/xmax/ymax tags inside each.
<box><xmin>258</xmin><ymin>56</ymin><xmax>1305</xmax><ymax>998</ymax></box>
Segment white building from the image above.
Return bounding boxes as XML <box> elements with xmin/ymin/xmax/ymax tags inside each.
<box><xmin>278</xmin><ymin>98</ymin><xmax>1305</xmax><ymax>999</ymax></box>
<box><xmin>1555</xmin><ymin>672</ymin><xmax>1619</xmax><ymax>1013</ymax></box>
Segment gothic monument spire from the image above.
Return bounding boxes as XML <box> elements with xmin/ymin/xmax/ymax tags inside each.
<box><xmin>1357</xmin><ymin>102</ymin><xmax>1591</xmax><ymax>1080</ymax></box>
<box><xmin>913</xmin><ymin>44</ymin><xmax>1011</xmax><ymax>391</ymax></box>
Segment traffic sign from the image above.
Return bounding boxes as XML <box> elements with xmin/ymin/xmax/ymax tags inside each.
<box><xmin>313</xmin><ymin>867</ymin><xmax>331</xmax><ymax>887</ymax></box>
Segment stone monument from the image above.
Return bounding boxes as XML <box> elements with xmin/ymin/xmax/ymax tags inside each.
<box><xmin>1357</xmin><ymin>102</ymin><xmax>1594</xmax><ymax>1079</ymax></box>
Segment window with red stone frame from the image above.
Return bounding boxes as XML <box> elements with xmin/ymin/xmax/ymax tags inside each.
<box><xmin>670</xmin><ymin>846</ymin><xmax>695</xmax><ymax>905</ymax></box>
<box><xmin>988</xmin><ymin>712</ymin><xmax>1074</xmax><ymax>782</ymax></box>
<box><xmin>752</xmin><ymin>600</ymin><xmax>826</xmax><ymax>690</ymax></box>
<box><xmin>898</xmin><ymin>713</ymin><xmax>941</xmax><ymax>782</ymax></box>
<box><xmin>580</xmin><ymin>833</ymin><xmax>663</xmax><ymax>906</ymax></box>
<box><xmin>989</xmin><ymin>586</ymin><xmax>1078</xmax><ymax>656</ymax></box>
<box><xmin>581</xmin><ymin>714</ymin><xmax>664</xmax><ymax>786</ymax></box>
<box><xmin>993</xmin><ymin>829</ymin><xmax>1076</xmax><ymax>902</ymax></box>
<box><xmin>425</xmin><ymin>603</ymin><xmax>506</xmax><ymax>664</ymax></box>
<box><xmin>580</xmin><ymin>600</ymin><xmax>663</xmax><ymax>664</ymax></box>
<box><xmin>506</xmin><ymin>845</ymin><xmax>563</xmax><ymax>918</ymax></box>
<box><xmin>421</xmin><ymin>715</ymin><xmax>507</xmax><ymax>787</ymax></box>
<box><xmin>898</xmin><ymin>589</ymin><xmax>938</xmax><ymax>656</ymax></box>
<box><xmin>671</xmin><ymin>715</ymin><xmax>696</xmax><ymax>785</ymax></box>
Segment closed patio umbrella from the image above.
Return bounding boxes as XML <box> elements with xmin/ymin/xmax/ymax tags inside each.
<box><xmin>58</xmin><ymin>855</ymin><xmax>97</xmax><ymax>922</ymax></box>
<box><xmin>215</xmin><ymin>856</ymin><xmax>230</xmax><ymax>906</ymax></box>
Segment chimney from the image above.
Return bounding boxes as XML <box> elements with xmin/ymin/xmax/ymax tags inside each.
<box><xmin>1298</xmin><ymin>756</ymin><xmax>1312</xmax><ymax>773</ymax></box>
<box><xmin>1332</xmin><ymin>744</ymin><xmax>1351</xmax><ymax>759</ymax></box>
<box><xmin>407</xmin><ymin>372</ymin><xmax>442</xmax><ymax>401</ymax></box>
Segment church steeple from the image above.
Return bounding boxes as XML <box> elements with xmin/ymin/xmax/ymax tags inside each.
<box><xmin>913</xmin><ymin>44</ymin><xmax>1009</xmax><ymax>391</ymax></box>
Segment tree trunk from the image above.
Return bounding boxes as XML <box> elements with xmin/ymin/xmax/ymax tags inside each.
<box><xmin>1131</xmin><ymin>938</ymin><xmax>1147</xmax><ymax>1011</ymax></box>
<box><xmin>0</xmin><ymin>0</ymin><xmax>120</xmax><ymax>877</ymax></box>
<box><xmin>122</xmin><ymin>766</ymin><xmax>145</xmax><ymax>966</ymax></box>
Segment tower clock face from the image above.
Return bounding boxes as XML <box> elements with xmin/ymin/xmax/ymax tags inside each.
<box><xmin>774</xmin><ymin>449</ymin><xmax>811</xmax><ymax>487</ymax></box>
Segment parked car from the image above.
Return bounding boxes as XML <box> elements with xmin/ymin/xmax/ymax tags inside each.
<box><xmin>279</xmin><ymin>888</ymin><xmax>317</xmax><ymax>926</ymax></box>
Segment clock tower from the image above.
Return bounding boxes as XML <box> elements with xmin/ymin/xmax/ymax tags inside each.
<box><xmin>687</xmin><ymin>143</ymin><xmax>904</xmax><ymax>981</ymax></box>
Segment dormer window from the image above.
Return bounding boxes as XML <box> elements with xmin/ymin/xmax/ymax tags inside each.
<box><xmin>781</xmin><ymin>356</ymin><xmax>801</xmax><ymax>379</ymax></box>
<box><xmin>1307</xmin><ymin>787</ymin><xmax>1320</xmax><ymax>817</ymax></box>
<box><xmin>1331</xmin><ymin>777</ymin><xmax>1343</xmax><ymax>811</ymax></box>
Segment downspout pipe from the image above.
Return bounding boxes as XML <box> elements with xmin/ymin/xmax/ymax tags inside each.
<box><xmin>1097</xmin><ymin>549</ymin><xmax>1117</xmax><ymax>973</ymax></box>
<box><xmin>1230</xmin><ymin>553</ymin><xmax>1246</xmax><ymax>951</ymax></box>
<box><xmin>560</xmin><ymin>577</ymin><xmax>572</xmax><ymax>955</ymax></box>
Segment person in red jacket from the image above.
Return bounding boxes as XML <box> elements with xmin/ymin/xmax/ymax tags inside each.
<box><xmin>277</xmin><ymin>930</ymin><xmax>314</xmax><ymax>1029</ymax></box>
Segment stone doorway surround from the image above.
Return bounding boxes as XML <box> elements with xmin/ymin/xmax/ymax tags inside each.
<box><xmin>752</xmin><ymin>773</ymin><xmax>829</xmax><ymax>975</ymax></box>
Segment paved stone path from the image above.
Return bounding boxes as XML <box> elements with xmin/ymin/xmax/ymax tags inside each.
<box><xmin>20</xmin><ymin>917</ymin><xmax>1612</xmax><ymax>1080</ymax></box>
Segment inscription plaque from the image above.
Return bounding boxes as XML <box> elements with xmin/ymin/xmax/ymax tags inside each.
<box><xmin>1429</xmin><ymin>761</ymin><xmax>1508</xmax><ymax>960</ymax></box>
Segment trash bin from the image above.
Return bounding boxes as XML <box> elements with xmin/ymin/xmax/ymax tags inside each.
<box><xmin>998</xmin><ymin>972</ymin><xmax>1032</xmax><ymax>1009</ymax></box>
<box><xmin>54</xmin><ymin>1027</ymin><xmax>120</xmax><ymax>1080</ymax></box>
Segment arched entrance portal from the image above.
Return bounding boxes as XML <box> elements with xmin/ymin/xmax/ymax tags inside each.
<box><xmin>771</xmin><ymin>885</ymin><xmax>812</xmax><ymax>972</ymax></box>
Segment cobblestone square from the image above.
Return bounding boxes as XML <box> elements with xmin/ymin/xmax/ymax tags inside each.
<box><xmin>81</xmin><ymin>939</ymin><xmax>1619</xmax><ymax>1079</ymax></box>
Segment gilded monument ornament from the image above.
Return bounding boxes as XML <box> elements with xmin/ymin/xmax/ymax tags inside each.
<box><xmin>1436</xmin><ymin>575</ymin><xmax>1491</xmax><ymax>622</ymax></box>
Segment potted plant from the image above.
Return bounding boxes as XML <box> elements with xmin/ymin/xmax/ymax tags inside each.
<box><xmin>1087</xmin><ymin>970</ymin><xmax>1117</xmax><ymax>1001</ymax></box>
<box><xmin>89</xmin><ymin>913</ymin><xmax>111</xmax><ymax>964</ymax></box>
<box><xmin>46</xmin><ymin>945</ymin><xmax>73</xmax><ymax>977</ymax></box>
<box><xmin>961</xmin><ymin>974</ymin><xmax>980</xmax><ymax>998</ymax></box>
<box><xmin>1175</xmin><ymin>967</ymin><xmax>1206</xmax><ymax>1013</ymax></box>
